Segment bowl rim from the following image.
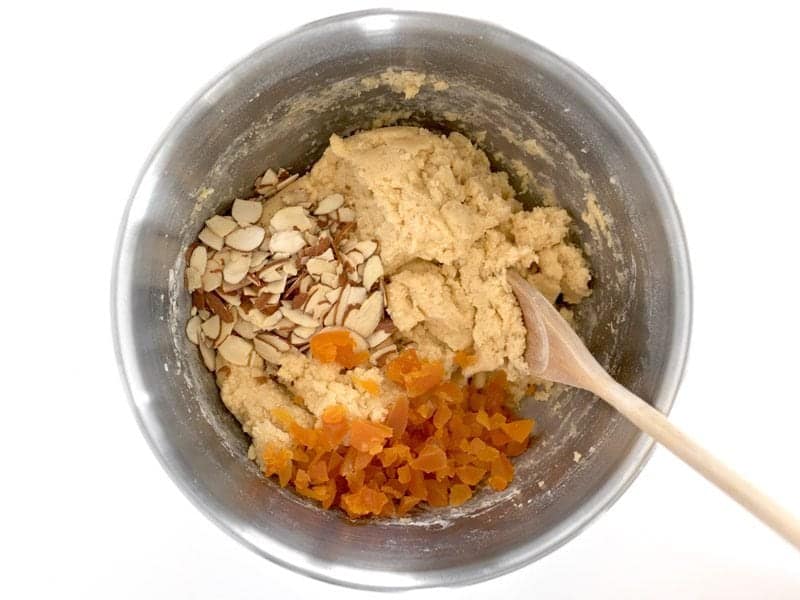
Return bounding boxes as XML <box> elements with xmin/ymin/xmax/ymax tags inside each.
<box><xmin>111</xmin><ymin>8</ymin><xmax>692</xmax><ymax>590</ymax></box>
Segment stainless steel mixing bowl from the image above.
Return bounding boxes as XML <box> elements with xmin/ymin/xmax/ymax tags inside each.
<box><xmin>112</xmin><ymin>10</ymin><xmax>691</xmax><ymax>590</ymax></box>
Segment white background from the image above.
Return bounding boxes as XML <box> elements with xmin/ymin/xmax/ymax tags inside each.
<box><xmin>2</xmin><ymin>1</ymin><xmax>799</xmax><ymax>598</ymax></box>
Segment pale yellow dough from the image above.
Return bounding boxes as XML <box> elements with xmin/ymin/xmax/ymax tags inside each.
<box><xmin>216</xmin><ymin>126</ymin><xmax>591</xmax><ymax>459</ymax></box>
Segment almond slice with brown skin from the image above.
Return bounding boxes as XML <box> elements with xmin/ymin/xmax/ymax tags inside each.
<box><xmin>253</xmin><ymin>337</ymin><xmax>284</xmax><ymax>364</ymax></box>
<box><xmin>233</xmin><ymin>319</ymin><xmax>258</xmax><ymax>339</ymax></box>
<box><xmin>367</xmin><ymin>329</ymin><xmax>392</xmax><ymax>348</ymax></box>
<box><xmin>260</xmin><ymin>168</ymin><xmax>278</xmax><ymax>187</ymax></box>
<box><xmin>354</xmin><ymin>240</ymin><xmax>378</xmax><ymax>259</ymax></box>
<box><xmin>264</xmin><ymin>274</ymin><xmax>287</xmax><ymax>295</ymax></box>
<box><xmin>232</xmin><ymin>199</ymin><xmax>263</xmax><ymax>226</ymax></box>
<box><xmin>362</xmin><ymin>255</ymin><xmax>384</xmax><ymax>290</ymax></box>
<box><xmin>189</xmin><ymin>246</ymin><xmax>208</xmax><ymax>273</ymax></box>
<box><xmin>306</xmin><ymin>257</ymin><xmax>337</xmax><ymax>276</ymax></box>
<box><xmin>213</xmin><ymin>316</ymin><xmax>235</xmax><ymax>348</ymax></box>
<box><xmin>345</xmin><ymin>251</ymin><xmax>365</xmax><ymax>267</ymax></box>
<box><xmin>293</xmin><ymin>326</ymin><xmax>317</xmax><ymax>339</ymax></box>
<box><xmin>206</xmin><ymin>215</ymin><xmax>238</xmax><ymax>238</ymax></box>
<box><xmin>198</xmin><ymin>227</ymin><xmax>224</xmax><ymax>251</ymax></box>
<box><xmin>185</xmin><ymin>316</ymin><xmax>202</xmax><ymax>345</ymax></box>
<box><xmin>202</xmin><ymin>269</ymin><xmax>222</xmax><ymax>292</ymax></box>
<box><xmin>370</xmin><ymin>344</ymin><xmax>397</xmax><ymax>366</ymax></box>
<box><xmin>314</xmin><ymin>193</ymin><xmax>344</xmax><ymax>215</ymax></box>
<box><xmin>226</xmin><ymin>226</ymin><xmax>266</xmax><ymax>252</ymax></box>
<box><xmin>276</xmin><ymin>173</ymin><xmax>299</xmax><ymax>191</ymax></box>
<box><xmin>320</xmin><ymin>272</ymin><xmax>339</xmax><ymax>288</ymax></box>
<box><xmin>344</xmin><ymin>290</ymin><xmax>384</xmax><ymax>338</ymax></box>
<box><xmin>269</xmin><ymin>230</ymin><xmax>306</xmax><ymax>254</ymax></box>
<box><xmin>218</xmin><ymin>335</ymin><xmax>253</xmax><ymax>366</ymax></box>
<box><xmin>280</xmin><ymin>306</ymin><xmax>318</xmax><ymax>328</ymax></box>
<box><xmin>249</xmin><ymin>250</ymin><xmax>269</xmax><ymax>269</ymax></box>
<box><xmin>186</xmin><ymin>267</ymin><xmax>202</xmax><ymax>292</ymax></box>
<box><xmin>198</xmin><ymin>338</ymin><xmax>217</xmax><ymax>371</ymax></box>
<box><xmin>222</xmin><ymin>252</ymin><xmax>251</xmax><ymax>284</ymax></box>
<box><xmin>201</xmin><ymin>315</ymin><xmax>221</xmax><ymax>339</ymax></box>
<box><xmin>257</xmin><ymin>333</ymin><xmax>291</xmax><ymax>352</ymax></box>
<box><xmin>270</xmin><ymin>206</ymin><xmax>313</xmax><ymax>231</ymax></box>
<box><xmin>206</xmin><ymin>293</ymin><xmax>234</xmax><ymax>323</ymax></box>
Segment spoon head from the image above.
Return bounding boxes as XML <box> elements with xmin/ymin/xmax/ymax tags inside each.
<box><xmin>507</xmin><ymin>270</ymin><xmax>549</xmax><ymax>375</ymax></box>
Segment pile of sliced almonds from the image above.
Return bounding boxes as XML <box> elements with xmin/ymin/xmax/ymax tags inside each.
<box><xmin>185</xmin><ymin>168</ymin><xmax>397</xmax><ymax>372</ymax></box>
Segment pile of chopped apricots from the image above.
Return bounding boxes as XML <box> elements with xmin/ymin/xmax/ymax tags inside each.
<box><xmin>262</xmin><ymin>331</ymin><xmax>535</xmax><ymax>519</ymax></box>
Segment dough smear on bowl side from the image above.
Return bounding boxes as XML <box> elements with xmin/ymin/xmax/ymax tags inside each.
<box><xmin>183</xmin><ymin>126</ymin><xmax>591</xmax><ymax>517</ymax></box>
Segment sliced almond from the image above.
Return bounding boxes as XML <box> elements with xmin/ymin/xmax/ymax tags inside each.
<box><xmin>258</xmin><ymin>264</ymin><xmax>283</xmax><ymax>282</ymax></box>
<box><xmin>217</xmin><ymin>291</ymin><xmax>241</xmax><ymax>306</ymax></box>
<box><xmin>202</xmin><ymin>269</ymin><xmax>222</xmax><ymax>292</ymax></box>
<box><xmin>185</xmin><ymin>316</ymin><xmax>202</xmax><ymax>345</ymax></box>
<box><xmin>320</xmin><ymin>272</ymin><xmax>340</xmax><ymax>288</ymax></box>
<box><xmin>233</xmin><ymin>319</ymin><xmax>258</xmax><ymax>339</ymax></box>
<box><xmin>362</xmin><ymin>255</ymin><xmax>384</xmax><ymax>290</ymax></box>
<box><xmin>304</xmin><ymin>286</ymin><xmax>328</xmax><ymax>312</ymax></box>
<box><xmin>206</xmin><ymin>215</ymin><xmax>238</xmax><ymax>238</ymax></box>
<box><xmin>257</xmin><ymin>333</ymin><xmax>291</xmax><ymax>352</ymax></box>
<box><xmin>226</xmin><ymin>226</ymin><xmax>265</xmax><ymax>252</ymax></box>
<box><xmin>276</xmin><ymin>173</ymin><xmax>299</xmax><ymax>191</ymax></box>
<box><xmin>260</xmin><ymin>168</ymin><xmax>278</xmax><ymax>187</ymax></box>
<box><xmin>189</xmin><ymin>246</ymin><xmax>208</xmax><ymax>273</ymax></box>
<box><xmin>218</xmin><ymin>335</ymin><xmax>252</xmax><ymax>366</ymax></box>
<box><xmin>253</xmin><ymin>337</ymin><xmax>284</xmax><ymax>364</ymax></box>
<box><xmin>239</xmin><ymin>307</ymin><xmax>283</xmax><ymax>330</ymax></box>
<box><xmin>354</xmin><ymin>240</ymin><xmax>378</xmax><ymax>259</ymax></box>
<box><xmin>298</xmin><ymin>275</ymin><xmax>313</xmax><ymax>295</ymax></box>
<box><xmin>201</xmin><ymin>315</ymin><xmax>221</xmax><ymax>339</ymax></box>
<box><xmin>283</xmin><ymin>261</ymin><xmax>298</xmax><ymax>277</ymax></box>
<box><xmin>348</xmin><ymin>286</ymin><xmax>367</xmax><ymax>306</ymax></box>
<box><xmin>186</xmin><ymin>266</ymin><xmax>202</xmax><ymax>292</ymax></box>
<box><xmin>370</xmin><ymin>344</ymin><xmax>397</xmax><ymax>366</ymax></box>
<box><xmin>293</xmin><ymin>326</ymin><xmax>317</xmax><ymax>339</ymax></box>
<box><xmin>270</xmin><ymin>206</ymin><xmax>313</xmax><ymax>231</ymax></box>
<box><xmin>311</xmin><ymin>301</ymin><xmax>331</xmax><ymax>321</ymax></box>
<box><xmin>232</xmin><ymin>199</ymin><xmax>263</xmax><ymax>226</ymax></box>
<box><xmin>318</xmin><ymin>248</ymin><xmax>335</xmax><ymax>261</ymax></box>
<box><xmin>367</xmin><ymin>329</ymin><xmax>392</xmax><ymax>348</ymax></box>
<box><xmin>314</xmin><ymin>193</ymin><xmax>344</xmax><ymax>215</ymax></box>
<box><xmin>337</xmin><ymin>207</ymin><xmax>356</xmax><ymax>222</ymax></box>
<box><xmin>280</xmin><ymin>306</ymin><xmax>318</xmax><ymax>328</ymax></box>
<box><xmin>198</xmin><ymin>227</ymin><xmax>223</xmax><ymax>251</ymax></box>
<box><xmin>269</xmin><ymin>230</ymin><xmax>306</xmax><ymax>254</ymax></box>
<box><xmin>222</xmin><ymin>251</ymin><xmax>251</xmax><ymax>284</ymax></box>
<box><xmin>344</xmin><ymin>291</ymin><xmax>384</xmax><ymax>338</ymax></box>
<box><xmin>206</xmin><ymin>293</ymin><xmax>234</xmax><ymax>323</ymax></box>
<box><xmin>306</xmin><ymin>257</ymin><xmax>337</xmax><ymax>276</ymax></box>
<box><xmin>249</xmin><ymin>250</ymin><xmax>269</xmax><ymax>269</ymax></box>
<box><xmin>323</xmin><ymin>287</ymin><xmax>342</xmax><ymax>304</ymax></box>
<box><xmin>213</xmin><ymin>317</ymin><xmax>235</xmax><ymax>348</ymax></box>
<box><xmin>198</xmin><ymin>339</ymin><xmax>216</xmax><ymax>371</ymax></box>
<box><xmin>334</xmin><ymin>285</ymin><xmax>352</xmax><ymax>325</ymax></box>
<box><xmin>345</xmin><ymin>251</ymin><xmax>365</xmax><ymax>267</ymax></box>
<box><xmin>323</xmin><ymin>307</ymin><xmax>337</xmax><ymax>326</ymax></box>
<box><xmin>264</xmin><ymin>275</ymin><xmax>287</xmax><ymax>295</ymax></box>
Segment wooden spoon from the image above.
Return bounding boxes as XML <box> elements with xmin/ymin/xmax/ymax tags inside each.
<box><xmin>508</xmin><ymin>270</ymin><xmax>800</xmax><ymax>550</ymax></box>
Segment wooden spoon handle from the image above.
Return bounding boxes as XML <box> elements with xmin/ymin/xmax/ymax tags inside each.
<box><xmin>595</xmin><ymin>375</ymin><xmax>800</xmax><ymax>550</ymax></box>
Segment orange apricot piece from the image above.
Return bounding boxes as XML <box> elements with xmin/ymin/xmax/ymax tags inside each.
<box><xmin>449</xmin><ymin>483</ymin><xmax>473</xmax><ymax>506</ymax></box>
<box><xmin>454</xmin><ymin>350</ymin><xmax>477</xmax><ymax>369</ymax></box>
<box><xmin>385</xmin><ymin>396</ymin><xmax>409</xmax><ymax>438</ymax></box>
<box><xmin>309</xmin><ymin>329</ymin><xmax>368</xmax><ymax>368</ymax></box>
<box><xmin>501</xmin><ymin>419</ymin><xmax>535</xmax><ymax>443</ymax></box>
<box><xmin>349</xmin><ymin>419</ymin><xmax>393</xmax><ymax>455</ymax></box>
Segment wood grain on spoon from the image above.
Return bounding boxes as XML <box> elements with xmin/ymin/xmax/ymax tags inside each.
<box><xmin>507</xmin><ymin>269</ymin><xmax>800</xmax><ymax>551</ymax></box>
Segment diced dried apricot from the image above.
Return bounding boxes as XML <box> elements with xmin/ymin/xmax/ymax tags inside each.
<box><xmin>349</xmin><ymin>419</ymin><xmax>393</xmax><ymax>455</ymax></box>
<box><xmin>385</xmin><ymin>396</ymin><xmax>409</xmax><ymax>438</ymax></box>
<box><xmin>501</xmin><ymin>419</ymin><xmax>535</xmax><ymax>443</ymax></box>
<box><xmin>397</xmin><ymin>495</ymin><xmax>421</xmax><ymax>516</ymax></box>
<box><xmin>352</xmin><ymin>376</ymin><xmax>381</xmax><ymax>396</ymax></box>
<box><xmin>424</xmin><ymin>479</ymin><xmax>449</xmax><ymax>507</ymax></box>
<box><xmin>340</xmin><ymin>486</ymin><xmax>389</xmax><ymax>517</ymax></box>
<box><xmin>411</xmin><ymin>444</ymin><xmax>448</xmax><ymax>473</ymax></box>
<box><xmin>308</xmin><ymin>460</ymin><xmax>329</xmax><ymax>484</ymax></box>
<box><xmin>433</xmin><ymin>403</ymin><xmax>452</xmax><ymax>429</ymax></box>
<box><xmin>455</xmin><ymin>465</ymin><xmax>486</xmax><ymax>486</ymax></box>
<box><xmin>397</xmin><ymin>464</ymin><xmax>412</xmax><ymax>484</ymax></box>
<box><xmin>449</xmin><ymin>483</ymin><xmax>473</xmax><ymax>506</ymax></box>
<box><xmin>309</xmin><ymin>329</ymin><xmax>368</xmax><ymax>368</ymax></box>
